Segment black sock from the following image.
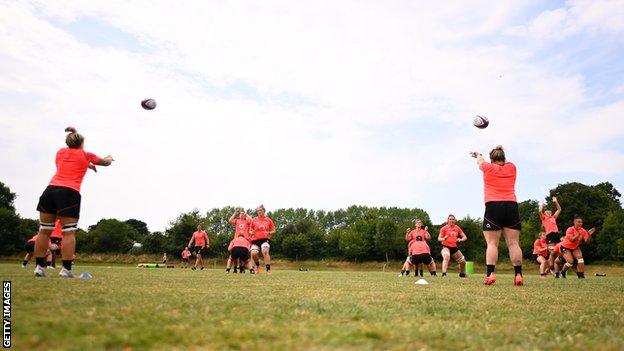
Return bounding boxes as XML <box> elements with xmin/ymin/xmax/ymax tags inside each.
<box><xmin>486</xmin><ymin>264</ymin><xmax>495</xmax><ymax>277</ymax></box>
<box><xmin>430</xmin><ymin>271</ymin><xmax>436</xmax><ymax>276</ymax></box>
<box><xmin>406</xmin><ymin>271</ymin><xmax>410</xmax><ymax>276</ymax></box>
<box><xmin>226</xmin><ymin>268</ymin><xmax>230</xmax><ymax>272</ymax></box>
<box><xmin>555</xmin><ymin>272</ymin><xmax>560</xmax><ymax>278</ymax></box>
<box><xmin>400</xmin><ymin>269</ymin><xmax>405</xmax><ymax>275</ymax></box>
<box><xmin>255</xmin><ymin>261</ymin><xmax>260</xmax><ymax>267</ymax></box>
<box><xmin>22</xmin><ymin>260</ymin><xmax>28</xmax><ymax>266</ymax></box>
<box><xmin>266</xmin><ymin>264</ymin><xmax>271</xmax><ymax>271</ymax></box>
<box><xmin>36</xmin><ymin>257</ymin><xmax>46</xmax><ymax>267</ymax></box>
<box><xmin>459</xmin><ymin>272</ymin><xmax>466</xmax><ymax>278</ymax></box>
<box><xmin>442</xmin><ymin>272</ymin><xmax>447</xmax><ymax>276</ymax></box>
<box><xmin>62</xmin><ymin>260</ymin><xmax>72</xmax><ymax>271</ymax></box>
<box><xmin>577</xmin><ymin>272</ymin><xmax>585</xmax><ymax>278</ymax></box>
<box><xmin>419</xmin><ymin>269</ymin><xmax>424</xmax><ymax>277</ymax></box>
<box><xmin>513</xmin><ymin>265</ymin><xmax>522</xmax><ymax>277</ymax></box>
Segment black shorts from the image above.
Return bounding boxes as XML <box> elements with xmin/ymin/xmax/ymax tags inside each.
<box><xmin>545</xmin><ymin>232</ymin><xmax>561</xmax><ymax>244</ymax></box>
<box><xmin>181</xmin><ymin>258</ymin><xmax>189</xmax><ymax>262</ymax></box>
<box><xmin>193</xmin><ymin>246</ymin><xmax>205</xmax><ymax>256</ymax></box>
<box><xmin>36</xmin><ymin>185</ymin><xmax>82</xmax><ymax>219</ymax></box>
<box><xmin>51</xmin><ymin>237</ymin><xmax>62</xmax><ymax>245</ymax></box>
<box><xmin>231</xmin><ymin>247</ymin><xmax>250</xmax><ymax>261</ymax></box>
<box><xmin>442</xmin><ymin>245</ymin><xmax>459</xmax><ymax>255</ymax></box>
<box><xmin>24</xmin><ymin>241</ymin><xmax>35</xmax><ymax>253</ymax></box>
<box><xmin>410</xmin><ymin>253</ymin><xmax>433</xmax><ymax>265</ymax></box>
<box><xmin>483</xmin><ymin>201</ymin><xmax>521</xmax><ymax>231</ymax></box>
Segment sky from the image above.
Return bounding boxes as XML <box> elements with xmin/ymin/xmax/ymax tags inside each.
<box><xmin>1</xmin><ymin>0</ymin><xmax>623</xmax><ymax>232</ymax></box>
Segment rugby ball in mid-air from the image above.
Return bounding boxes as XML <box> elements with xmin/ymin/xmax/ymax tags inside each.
<box><xmin>141</xmin><ymin>98</ymin><xmax>157</xmax><ymax>110</ymax></box>
<box><xmin>473</xmin><ymin>115</ymin><xmax>489</xmax><ymax>129</ymax></box>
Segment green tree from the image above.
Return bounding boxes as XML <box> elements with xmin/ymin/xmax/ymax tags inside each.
<box><xmin>339</xmin><ymin>229</ymin><xmax>371</xmax><ymax>260</ymax></box>
<box><xmin>124</xmin><ymin>219</ymin><xmax>150</xmax><ymax>242</ymax></box>
<box><xmin>142</xmin><ymin>231</ymin><xmax>169</xmax><ymax>254</ymax></box>
<box><xmin>374</xmin><ymin>219</ymin><xmax>399</xmax><ymax>261</ymax></box>
<box><xmin>0</xmin><ymin>182</ymin><xmax>16</xmax><ymax>211</ymax></box>
<box><xmin>282</xmin><ymin>233</ymin><xmax>312</xmax><ymax>260</ymax></box>
<box><xmin>88</xmin><ymin>219</ymin><xmax>135</xmax><ymax>253</ymax></box>
<box><xmin>597</xmin><ymin>211</ymin><xmax>624</xmax><ymax>260</ymax></box>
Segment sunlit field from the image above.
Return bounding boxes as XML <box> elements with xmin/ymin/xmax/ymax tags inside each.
<box><xmin>4</xmin><ymin>263</ymin><xmax>624</xmax><ymax>351</ymax></box>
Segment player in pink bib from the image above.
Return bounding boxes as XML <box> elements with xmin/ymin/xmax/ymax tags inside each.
<box><xmin>437</xmin><ymin>214</ymin><xmax>468</xmax><ymax>277</ymax></box>
<box><xmin>187</xmin><ymin>224</ymin><xmax>210</xmax><ymax>270</ymax></box>
<box><xmin>539</xmin><ymin>197</ymin><xmax>562</xmax><ymax>274</ymax></box>
<box><xmin>249</xmin><ymin>205</ymin><xmax>276</xmax><ymax>274</ymax></box>
<box><xmin>33</xmin><ymin>127</ymin><xmax>113</xmax><ymax>278</ymax></box>
<box><xmin>560</xmin><ymin>216</ymin><xmax>596</xmax><ymax>278</ymax></box>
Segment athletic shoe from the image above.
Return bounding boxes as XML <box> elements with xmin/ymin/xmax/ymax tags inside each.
<box><xmin>191</xmin><ymin>267</ymin><xmax>196</xmax><ymax>271</ymax></box>
<box><xmin>514</xmin><ymin>275</ymin><xmax>524</xmax><ymax>286</ymax></box>
<box><xmin>47</xmin><ymin>265</ymin><xmax>55</xmax><ymax>269</ymax></box>
<box><xmin>483</xmin><ymin>273</ymin><xmax>496</xmax><ymax>285</ymax></box>
<box><xmin>200</xmin><ymin>267</ymin><xmax>204</xmax><ymax>270</ymax></box>
<box><xmin>250</xmin><ymin>269</ymin><xmax>255</xmax><ymax>275</ymax></box>
<box><xmin>34</xmin><ymin>265</ymin><xmax>46</xmax><ymax>277</ymax></box>
<box><xmin>459</xmin><ymin>272</ymin><xmax>466</xmax><ymax>278</ymax></box>
<box><xmin>59</xmin><ymin>268</ymin><xmax>75</xmax><ymax>278</ymax></box>
<box><xmin>266</xmin><ymin>270</ymin><xmax>272</xmax><ymax>275</ymax></box>
<box><xmin>21</xmin><ymin>264</ymin><xmax>26</xmax><ymax>268</ymax></box>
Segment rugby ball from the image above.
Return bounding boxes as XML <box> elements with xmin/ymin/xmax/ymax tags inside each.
<box><xmin>141</xmin><ymin>98</ymin><xmax>157</xmax><ymax>110</ymax></box>
<box><xmin>473</xmin><ymin>115</ymin><xmax>489</xmax><ymax>129</ymax></box>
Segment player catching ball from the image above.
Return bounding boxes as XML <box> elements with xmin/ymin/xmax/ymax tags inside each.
<box><xmin>437</xmin><ymin>214</ymin><xmax>468</xmax><ymax>277</ymax></box>
<box><xmin>560</xmin><ymin>216</ymin><xmax>596</xmax><ymax>279</ymax></box>
<box><xmin>539</xmin><ymin>197</ymin><xmax>562</xmax><ymax>274</ymax></box>
<box><xmin>532</xmin><ymin>232</ymin><xmax>549</xmax><ymax>278</ymax></box>
<box><xmin>470</xmin><ymin>146</ymin><xmax>523</xmax><ymax>286</ymax></box>
<box><xmin>249</xmin><ymin>205</ymin><xmax>276</xmax><ymax>274</ymax></box>
<box><xmin>33</xmin><ymin>127</ymin><xmax>113</xmax><ymax>277</ymax></box>
<box><xmin>226</xmin><ymin>208</ymin><xmax>252</xmax><ymax>273</ymax></box>
<box><xmin>188</xmin><ymin>224</ymin><xmax>209</xmax><ymax>270</ymax></box>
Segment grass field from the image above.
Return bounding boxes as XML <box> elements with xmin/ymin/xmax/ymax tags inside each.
<box><xmin>3</xmin><ymin>263</ymin><xmax>624</xmax><ymax>351</ymax></box>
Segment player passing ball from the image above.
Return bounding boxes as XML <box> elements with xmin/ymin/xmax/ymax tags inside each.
<box><xmin>470</xmin><ymin>145</ymin><xmax>523</xmax><ymax>286</ymax></box>
<box><xmin>33</xmin><ymin>127</ymin><xmax>113</xmax><ymax>278</ymax></box>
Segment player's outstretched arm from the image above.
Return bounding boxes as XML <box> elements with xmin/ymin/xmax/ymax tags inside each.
<box><xmin>553</xmin><ymin>197</ymin><xmax>562</xmax><ymax>218</ymax></box>
<box><xmin>469</xmin><ymin>151</ymin><xmax>485</xmax><ymax>166</ymax></box>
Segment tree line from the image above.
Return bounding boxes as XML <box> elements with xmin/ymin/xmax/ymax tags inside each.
<box><xmin>1</xmin><ymin>181</ymin><xmax>623</xmax><ymax>262</ymax></box>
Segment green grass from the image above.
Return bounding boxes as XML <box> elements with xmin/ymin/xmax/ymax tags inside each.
<box><xmin>3</xmin><ymin>263</ymin><xmax>624</xmax><ymax>351</ymax></box>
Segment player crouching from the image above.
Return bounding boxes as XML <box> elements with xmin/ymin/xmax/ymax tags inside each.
<box><xmin>228</xmin><ymin>234</ymin><xmax>254</xmax><ymax>274</ymax></box>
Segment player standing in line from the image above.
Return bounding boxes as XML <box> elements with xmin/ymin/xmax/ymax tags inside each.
<box><xmin>249</xmin><ymin>205</ymin><xmax>276</xmax><ymax>274</ymax></box>
<box><xmin>227</xmin><ymin>208</ymin><xmax>252</xmax><ymax>273</ymax></box>
<box><xmin>470</xmin><ymin>145</ymin><xmax>523</xmax><ymax>286</ymax></box>
<box><xmin>437</xmin><ymin>214</ymin><xmax>468</xmax><ymax>277</ymax></box>
<box><xmin>560</xmin><ymin>216</ymin><xmax>596</xmax><ymax>279</ymax></box>
<box><xmin>407</xmin><ymin>219</ymin><xmax>437</xmax><ymax>277</ymax></box>
<box><xmin>33</xmin><ymin>127</ymin><xmax>113</xmax><ymax>278</ymax></box>
<box><xmin>539</xmin><ymin>197</ymin><xmax>562</xmax><ymax>274</ymax></box>
<box><xmin>180</xmin><ymin>247</ymin><xmax>191</xmax><ymax>268</ymax></box>
<box><xmin>532</xmin><ymin>232</ymin><xmax>549</xmax><ymax>278</ymax></box>
<box><xmin>188</xmin><ymin>224</ymin><xmax>210</xmax><ymax>270</ymax></box>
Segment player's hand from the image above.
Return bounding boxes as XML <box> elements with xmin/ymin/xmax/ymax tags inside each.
<box><xmin>469</xmin><ymin>151</ymin><xmax>479</xmax><ymax>158</ymax></box>
<box><xmin>88</xmin><ymin>164</ymin><xmax>97</xmax><ymax>172</ymax></box>
<box><xmin>424</xmin><ymin>226</ymin><xmax>428</xmax><ymax>231</ymax></box>
<box><xmin>406</xmin><ymin>228</ymin><xmax>411</xmax><ymax>233</ymax></box>
<box><xmin>588</xmin><ymin>228</ymin><xmax>596</xmax><ymax>235</ymax></box>
<box><xmin>552</xmin><ymin>196</ymin><xmax>558</xmax><ymax>202</ymax></box>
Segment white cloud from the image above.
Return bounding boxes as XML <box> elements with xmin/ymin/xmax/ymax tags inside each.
<box><xmin>1</xmin><ymin>1</ymin><xmax>623</xmax><ymax>230</ymax></box>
